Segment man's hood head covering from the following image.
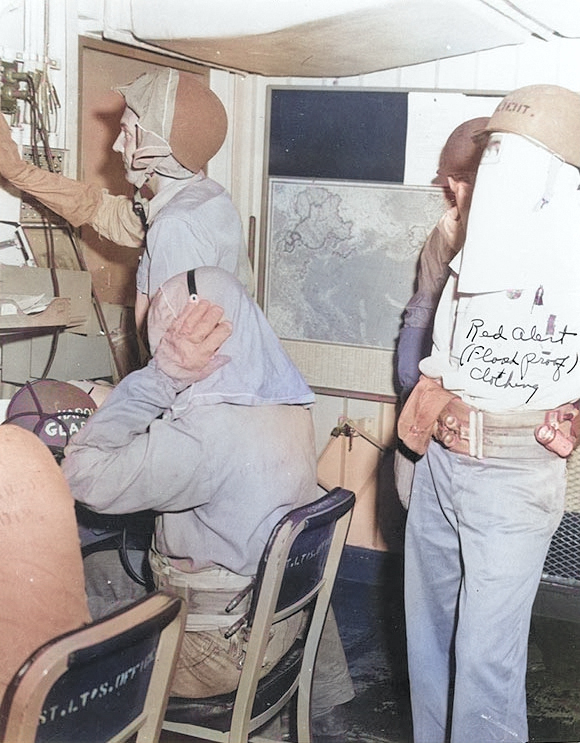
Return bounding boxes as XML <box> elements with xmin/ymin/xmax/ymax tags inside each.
<box><xmin>116</xmin><ymin>68</ymin><xmax>228</xmax><ymax>178</ymax></box>
<box><xmin>148</xmin><ymin>267</ymin><xmax>315</xmax><ymax>408</ymax></box>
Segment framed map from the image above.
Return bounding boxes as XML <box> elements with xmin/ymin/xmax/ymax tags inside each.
<box><xmin>262</xmin><ymin>177</ymin><xmax>447</xmax><ymax>397</ymax></box>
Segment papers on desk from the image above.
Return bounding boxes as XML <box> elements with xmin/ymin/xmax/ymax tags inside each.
<box><xmin>0</xmin><ymin>293</ymin><xmax>50</xmax><ymax>316</ymax></box>
<box><xmin>0</xmin><ymin>221</ymin><xmax>36</xmax><ymax>267</ymax></box>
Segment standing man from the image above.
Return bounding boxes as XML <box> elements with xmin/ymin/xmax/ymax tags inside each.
<box><xmin>397</xmin><ymin>117</ymin><xmax>489</xmax><ymax>401</ymax></box>
<box><xmin>399</xmin><ymin>84</ymin><xmax>580</xmax><ymax>743</ymax></box>
<box><xmin>395</xmin><ymin>117</ymin><xmax>488</xmax><ymax>507</ymax></box>
<box><xmin>111</xmin><ymin>68</ymin><xmax>253</xmax><ymax>330</ymax></box>
<box><xmin>0</xmin><ymin>67</ymin><xmax>252</xmax><ymax>334</ymax></box>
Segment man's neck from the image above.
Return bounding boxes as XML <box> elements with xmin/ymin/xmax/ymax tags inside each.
<box><xmin>146</xmin><ymin>172</ymin><xmax>176</xmax><ymax>196</ymax></box>
<box><xmin>137</xmin><ymin>173</ymin><xmax>203</xmax><ymax>225</ymax></box>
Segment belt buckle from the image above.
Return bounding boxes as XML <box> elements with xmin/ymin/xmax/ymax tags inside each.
<box><xmin>436</xmin><ymin>404</ymin><xmax>483</xmax><ymax>458</ymax></box>
<box><xmin>468</xmin><ymin>409</ymin><xmax>484</xmax><ymax>459</ymax></box>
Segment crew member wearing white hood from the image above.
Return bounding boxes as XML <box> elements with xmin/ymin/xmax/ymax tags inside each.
<box><xmin>398</xmin><ymin>85</ymin><xmax>580</xmax><ymax>743</ymax></box>
<box><xmin>0</xmin><ymin>67</ymin><xmax>253</xmax><ymax>330</ymax></box>
<box><xmin>62</xmin><ymin>267</ymin><xmax>354</xmax><ymax>725</ymax></box>
<box><xmin>0</xmin><ymin>285</ymin><xmax>228</xmax><ymax>705</ymax></box>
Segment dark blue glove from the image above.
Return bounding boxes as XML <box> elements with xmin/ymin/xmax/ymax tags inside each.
<box><xmin>396</xmin><ymin>324</ymin><xmax>433</xmax><ymax>401</ymax></box>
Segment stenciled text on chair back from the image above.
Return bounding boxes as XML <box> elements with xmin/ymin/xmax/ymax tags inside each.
<box><xmin>254</xmin><ymin>486</ymin><xmax>354</xmax><ymax>619</ymax></box>
<box><xmin>0</xmin><ymin>591</ymin><xmax>186</xmax><ymax>743</ymax></box>
<box><xmin>164</xmin><ymin>486</ymin><xmax>355</xmax><ymax>743</ymax></box>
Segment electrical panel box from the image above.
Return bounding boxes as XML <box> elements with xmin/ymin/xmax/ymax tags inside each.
<box><xmin>20</xmin><ymin>146</ymin><xmax>66</xmax><ymax>223</ymax></box>
<box><xmin>0</xmin><ymin>61</ymin><xmax>21</xmax><ymax>115</ymax></box>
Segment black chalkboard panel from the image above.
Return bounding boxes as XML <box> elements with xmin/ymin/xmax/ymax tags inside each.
<box><xmin>268</xmin><ymin>88</ymin><xmax>408</xmax><ymax>182</ymax></box>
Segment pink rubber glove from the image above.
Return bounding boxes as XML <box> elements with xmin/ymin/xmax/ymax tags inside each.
<box><xmin>153</xmin><ymin>298</ymin><xmax>232</xmax><ymax>387</ymax></box>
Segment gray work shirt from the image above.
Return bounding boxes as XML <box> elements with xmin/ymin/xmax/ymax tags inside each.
<box><xmin>62</xmin><ymin>362</ymin><xmax>317</xmax><ymax>576</ymax></box>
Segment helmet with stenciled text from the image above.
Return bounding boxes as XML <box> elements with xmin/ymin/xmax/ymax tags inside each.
<box><xmin>4</xmin><ymin>380</ymin><xmax>96</xmax><ymax>459</ymax></box>
<box><xmin>485</xmin><ymin>84</ymin><xmax>580</xmax><ymax>167</ymax></box>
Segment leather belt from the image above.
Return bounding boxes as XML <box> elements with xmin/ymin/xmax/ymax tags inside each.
<box><xmin>433</xmin><ymin>398</ymin><xmax>574</xmax><ymax>459</ymax></box>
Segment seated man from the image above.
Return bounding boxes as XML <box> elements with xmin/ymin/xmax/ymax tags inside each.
<box><xmin>0</xmin><ymin>287</ymin><xmax>227</xmax><ymax>703</ymax></box>
<box><xmin>61</xmin><ymin>267</ymin><xmax>354</xmax><ymax>734</ymax></box>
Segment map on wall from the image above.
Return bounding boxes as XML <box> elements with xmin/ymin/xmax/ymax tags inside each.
<box><xmin>264</xmin><ymin>178</ymin><xmax>447</xmax><ymax>353</ymax></box>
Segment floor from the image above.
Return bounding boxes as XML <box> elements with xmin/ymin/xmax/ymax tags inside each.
<box><xmin>161</xmin><ymin>548</ymin><xmax>580</xmax><ymax>743</ymax></box>
<box><xmin>333</xmin><ymin>550</ymin><xmax>580</xmax><ymax>743</ymax></box>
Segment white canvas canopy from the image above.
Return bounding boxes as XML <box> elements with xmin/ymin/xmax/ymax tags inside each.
<box><xmin>101</xmin><ymin>0</ymin><xmax>580</xmax><ymax>77</ymax></box>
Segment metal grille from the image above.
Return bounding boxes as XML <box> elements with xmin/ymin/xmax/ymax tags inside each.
<box><xmin>542</xmin><ymin>448</ymin><xmax>580</xmax><ymax>586</ymax></box>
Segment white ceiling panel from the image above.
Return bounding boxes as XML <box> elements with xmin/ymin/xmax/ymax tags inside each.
<box><xmin>101</xmin><ymin>0</ymin><xmax>579</xmax><ymax>77</ymax></box>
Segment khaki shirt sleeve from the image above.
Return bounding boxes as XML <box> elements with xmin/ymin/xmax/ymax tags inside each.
<box><xmin>90</xmin><ymin>191</ymin><xmax>145</xmax><ymax>248</ymax></box>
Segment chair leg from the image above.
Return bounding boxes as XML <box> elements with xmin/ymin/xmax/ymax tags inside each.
<box><xmin>296</xmin><ymin>683</ymin><xmax>312</xmax><ymax>743</ymax></box>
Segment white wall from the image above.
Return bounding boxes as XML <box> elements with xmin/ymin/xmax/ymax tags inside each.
<box><xmin>0</xmin><ymin>0</ymin><xmax>78</xmax><ymax>172</ymax></box>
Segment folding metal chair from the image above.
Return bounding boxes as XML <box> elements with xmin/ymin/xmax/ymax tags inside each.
<box><xmin>163</xmin><ymin>486</ymin><xmax>355</xmax><ymax>743</ymax></box>
<box><xmin>0</xmin><ymin>591</ymin><xmax>186</xmax><ymax>743</ymax></box>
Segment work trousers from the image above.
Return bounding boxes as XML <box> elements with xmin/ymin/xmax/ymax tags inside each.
<box><xmin>83</xmin><ymin>549</ymin><xmax>354</xmax><ymax>712</ymax></box>
<box><xmin>405</xmin><ymin>441</ymin><xmax>565</xmax><ymax>743</ymax></box>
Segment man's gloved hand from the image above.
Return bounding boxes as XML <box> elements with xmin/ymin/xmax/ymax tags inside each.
<box><xmin>0</xmin><ymin>112</ymin><xmax>27</xmax><ymax>181</ymax></box>
<box><xmin>0</xmin><ymin>114</ymin><xmax>103</xmax><ymax>227</ymax></box>
<box><xmin>438</xmin><ymin>206</ymin><xmax>465</xmax><ymax>253</ymax></box>
<box><xmin>152</xmin><ymin>298</ymin><xmax>232</xmax><ymax>388</ymax></box>
<box><xmin>535</xmin><ymin>404</ymin><xmax>580</xmax><ymax>458</ymax></box>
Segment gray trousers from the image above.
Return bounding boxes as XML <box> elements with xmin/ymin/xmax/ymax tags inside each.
<box><xmin>405</xmin><ymin>442</ymin><xmax>565</xmax><ymax>743</ymax></box>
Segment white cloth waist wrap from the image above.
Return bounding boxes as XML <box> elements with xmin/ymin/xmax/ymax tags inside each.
<box><xmin>149</xmin><ymin>550</ymin><xmax>253</xmax><ymax>632</ymax></box>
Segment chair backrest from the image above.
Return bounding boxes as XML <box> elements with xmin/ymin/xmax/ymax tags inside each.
<box><xmin>230</xmin><ymin>487</ymin><xmax>355</xmax><ymax>734</ymax></box>
<box><xmin>249</xmin><ymin>486</ymin><xmax>355</xmax><ymax>624</ymax></box>
<box><xmin>0</xmin><ymin>591</ymin><xmax>186</xmax><ymax>743</ymax></box>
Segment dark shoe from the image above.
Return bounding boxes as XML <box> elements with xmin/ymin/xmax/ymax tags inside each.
<box><xmin>311</xmin><ymin>703</ymin><xmax>349</xmax><ymax>742</ymax></box>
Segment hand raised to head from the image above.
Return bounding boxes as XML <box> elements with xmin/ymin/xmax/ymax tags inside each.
<box><xmin>153</xmin><ymin>298</ymin><xmax>232</xmax><ymax>387</ymax></box>
<box><xmin>439</xmin><ymin>205</ymin><xmax>465</xmax><ymax>253</ymax></box>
